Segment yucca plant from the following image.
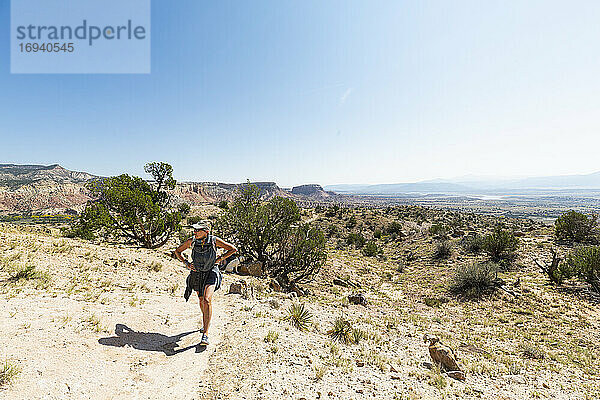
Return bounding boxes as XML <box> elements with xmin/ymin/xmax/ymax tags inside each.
<box><xmin>328</xmin><ymin>317</ymin><xmax>353</xmax><ymax>344</ymax></box>
<box><xmin>0</xmin><ymin>360</ymin><xmax>20</xmax><ymax>387</ymax></box>
<box><xmin>352</xmin><ymin>328</ymin><xmax>366</xmax><ymax>344</ymax></box>
<box><xmin>284</xmin><ymin>303</ymin><xmax>312</xmax><ymax>331</ymax></box>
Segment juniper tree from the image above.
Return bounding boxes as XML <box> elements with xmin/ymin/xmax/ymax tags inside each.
<box><xmin>68</xmin><ymin>162</ymin><xmax>182</xmax><ymax>249</ymax></box>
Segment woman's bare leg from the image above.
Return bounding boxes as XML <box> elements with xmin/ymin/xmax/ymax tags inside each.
<box><xmin>197</xmin><ymin>294</ymin><xmax>206</xmax><ymax>331</ymax></box>
<box><xmin>200</xmin><ymin>284</ymin><xmax>215</xmax><ymax>334</ymax></box>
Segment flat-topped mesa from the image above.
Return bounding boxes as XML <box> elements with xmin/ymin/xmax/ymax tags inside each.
<box><xmin>173</xmin><ymin>181</ymin><xmax>291</xmax><ymax>205</ymax></box>
<box><xmin>291</xmin><ymin>184</ymin><xmax>334</xmax><ymax>198</ymax></box>
<box><xmin>242</xmin><ymin>182</ymin><xmax>289</xmax><ymax>199</ymax></box>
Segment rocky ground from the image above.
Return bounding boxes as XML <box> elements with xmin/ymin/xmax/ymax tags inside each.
<box><xmin>1</xmin><ymin>205</ymin><xmax>600</xmax><ymax>399</ymax></box>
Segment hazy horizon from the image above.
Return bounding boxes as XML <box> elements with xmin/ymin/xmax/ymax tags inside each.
<box><xmin>2</xmin><ymin>1</ymin><xmax>600</xmax><ymax>187</ymax></box>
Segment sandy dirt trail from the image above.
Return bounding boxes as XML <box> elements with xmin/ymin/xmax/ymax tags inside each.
<box><xmin>1</xmin><ymin>287</ymin><xmax>229</xmax><ymax>400</ymax></box>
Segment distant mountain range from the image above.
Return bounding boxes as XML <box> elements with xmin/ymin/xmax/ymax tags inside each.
<box><xmin>0</xmin><ymin>164</ymin><xmax>96</xmax><ymax>186</ymax></box>
<box><xmin>0</xmin><ymin>164</ymin><xmax>336</xmax><ymax>212</ymax></box>
<box><xmin>325</xmin><ymin>171</ymin><xmax>600</xmax><ymax>195</ymax></box>
<box><xmin>5</xmin><ymin>163</ymin><xmax>600</xmax><ymax>213</ymax></box>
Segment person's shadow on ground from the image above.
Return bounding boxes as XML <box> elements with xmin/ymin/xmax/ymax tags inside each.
<box><xmin>99</xmin><ymin>324</ymin><xmax>206</xmax><ymax>356</ymax></box>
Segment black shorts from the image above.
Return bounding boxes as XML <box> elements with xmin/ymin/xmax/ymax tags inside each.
<box><xmin>200</xmin><ymin>267</ymin><xmax>222</xmax><ymax>292</ymax></box>
<box><xmin>183</xmin><ymin>265</ymin><xmax>222</xmax><ymax>301</ymax></box>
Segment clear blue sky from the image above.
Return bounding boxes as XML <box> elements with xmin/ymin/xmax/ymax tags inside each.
<box><xmin>1</xmin><ymin>0</ymin><xmax>600</xmax><ymax>186</ymax></box>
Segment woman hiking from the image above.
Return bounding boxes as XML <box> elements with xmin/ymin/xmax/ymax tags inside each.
<box><xmin>174</xmin><ymin>222</ymin><xmax>237</xmax><ymax>346</ymax></box>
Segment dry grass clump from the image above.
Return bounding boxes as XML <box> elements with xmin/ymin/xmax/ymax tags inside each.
<box><xmin>81</xmin><ymin>314</ymin><xmax>105</xmax><ymax>333</ymax></box>
<box><xmin>148</xmin><ymin>261</ymin><xmax>162</xmax><ymax>272</ymax></box>
<box><xmin>51</xmin><ymin>239</ymin><xmax>73</xmax><ymax>254</ymax></box>
<box><xmin>313</xmin><ymin>365</ymin><xmax>327</xmax><ymax>381</ymax></box>
<box><xmin>450</xmin><ymin>262</ymin><xmax>498</xmax><ymax>298</ymax></box>
<box><xmin>427</xmin><ymin>364</ymin><xmax>447</xmax><ymax>390</ymax></box>
<box><xmin>520</xmin><ymin>343</ymin><xmax>545</xmax><ymax>360</ymax></box>
<box><xmin>264</xmin><ymin>330</ymin><xmax>279</xmax><ymax>343</ymax></box>
<box><xmin>7</xmin><ymin>264</ymin><xmax>51</xmax><ymax>289</ymax></box>
<box><xmin>433</xmin><ymin>240</ymin><xmax>452</xmax><ymax>259</ymax></box>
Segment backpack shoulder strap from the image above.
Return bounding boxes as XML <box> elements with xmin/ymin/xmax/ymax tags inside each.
<box><xmin>208</xmin><ymin>234</ymin><xmax>217</xmax><ymax>249</ymax></box>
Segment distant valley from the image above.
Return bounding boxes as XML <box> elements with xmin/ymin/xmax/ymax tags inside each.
<box><xmin>325</xmin><ymin>171</ymin><xmax>600</xmax><ymax>196</ymax></box>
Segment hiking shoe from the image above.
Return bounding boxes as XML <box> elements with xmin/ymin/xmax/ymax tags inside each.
<box><xmin>200</xmin><ymin>333</ymin><xmax>209</xmax><ymax>346</ymax></box>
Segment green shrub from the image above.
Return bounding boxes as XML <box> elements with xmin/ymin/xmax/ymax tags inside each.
<box><xmin>384</xmin><ymin>221</ymin><xmax>403</xmax><ymax>238</ymax></box>
<box><xmin>450</xmin><ymin>262</ymin><xmax>499</xmax><ymax>298</ymax></box>
<box><xmin>461</xmin><ymin>234</ymin><xmax>484</xmax><ymax>254</ymax></box>
<box><xmin>555</xmin><ymin>210</ymin><xmax>597</xmax><ymax>243</ymax></box>
<box><xmin>482</xmin><ymin>227</ymin><xmax>518</xmax><ymax>263</ymax></box>
<box><xmin>565</xmin><ymin>246</ymin><xmax>600</xmax><ymax>292</ymax></box>
<box><xmin>346</xmin><ymin>233</ymin><xmax>366</xmax><ymax>249</ymax></box>
<box><xmin>186</xmin><ymin>215</ymin><xmax>204</xmax><ymax>225</ymax></box>
<box><xmin>325</xmin><ymin>205</ymin><xmax>340</xmax><ymax>217</ymax></box>
<box><xmin>178</xmin><ymin>203</ymin><xmax>191</xmax><ymax>217</ymax></box>
<box><xmin>217</xmin><ymin>184</ymin><xmax>326</xmax><ymax>289</ymax></box>
<box><xmin>429</xmin><ymin>223</ymin><xmax>448</xmax><ymax>238</ymax></box>
<box><xmin>346</xmin><ymin>215</ymin><xmax>357</xmax><ymax>229</ymax></box>
<box><xmin>284</xmin><ymin>303</ymin><xmax>312</xmax><ymax>331</ymax></box>
<box><xmin>373</xmin><ymin>229</ymin><xmax>382</xmax><ymax>239</ymax></box>
<box><xmin>217</xmin><ymin>200</ymin><xmax>229</xmax><ymax>210</ymax></box>
<box><xmin>433</xmin><ymin>240</ymin><xmax>452</xmax><ymax>259</ymax></box>
<box><xmin>326</xmin><ymin>224</ymin><xmax>339</xmax><ymax>238</ymax></box>
<box><xmin>362</xmin><ymin>241</ymin><xmax>380</xmax><ymax>257</ymax></box>
<box><xmin>177</xmin><ymin>228</ymin><xmax>189</xmax><ymax>244</ymax></box>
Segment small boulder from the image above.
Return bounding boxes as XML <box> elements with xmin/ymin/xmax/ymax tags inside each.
<box><xmin>348</xmin><ymin>293</ymin><xmax>367</xmax><ymax>306</ymax></box>
<box><xmin>333</xmin><ymin>278</ymin><xmax>349</xmax><ymax>287</ymax></box>
<box><xmin>239</xmin><ymin>261</ymin><xmax>263</xmax><ymax>277</ymax></box>
<box><xmin>269</xmin><ymin>299</ymin><xmax>280</xmax><ymax>309</ymax></box>
<box><xmin>228</xmin><ymin>281</ymin><xmax>247</xmax><ymax>295</ymax></box>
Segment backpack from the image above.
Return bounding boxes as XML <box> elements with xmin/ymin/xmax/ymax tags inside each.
<box><xmin>190</xmin><ymin>234</ymin><xmax>217</xmax><ymax>272</ymax></box>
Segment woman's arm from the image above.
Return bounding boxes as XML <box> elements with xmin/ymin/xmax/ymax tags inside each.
<box><xmin>174</xmin><ymin>239</ymin><xmax>193</xmax><ymax>269</ymax></box>
<box><xmin>214</xmin><ymin>237</ymin><xmax>238</xmax><ymax>265</ymax></box>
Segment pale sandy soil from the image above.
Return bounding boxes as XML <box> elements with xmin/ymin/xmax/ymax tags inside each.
<box><xmin>0</xmin><ymin>225</ymin><xmax>227</xmax><ymax>400</ymax></box>
<box><xmin>1</xmin><ymin>222</ymin><xmax>599</xmax><ymax>399</ymax></box>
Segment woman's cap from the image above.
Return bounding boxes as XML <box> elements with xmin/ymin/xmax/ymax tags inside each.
<box><xmin>190</xmin><ymin>222</ymin><xmax>211</xmax><ymax>231</ymax></box>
